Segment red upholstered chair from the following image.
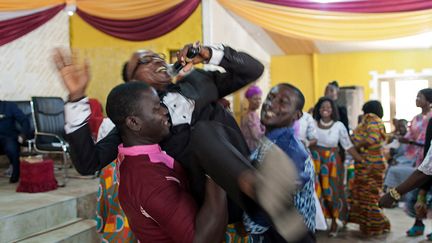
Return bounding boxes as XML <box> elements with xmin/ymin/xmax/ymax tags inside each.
<box><xmin>88</xmin><ymin>98</ymin><xmax>104</xmax><ymax>141</ymax></box>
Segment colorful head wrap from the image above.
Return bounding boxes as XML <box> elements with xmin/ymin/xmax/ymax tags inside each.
<box><xmin>245</xmin><ymin>85</ymin><xmax>262</xmax><ymax>99</ymax></box>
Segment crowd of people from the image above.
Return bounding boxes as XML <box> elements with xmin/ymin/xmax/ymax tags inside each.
<box><xmin>2</xmin><ymin>41</ymin><xmax>426</xmax><ymax>242</ymax></box>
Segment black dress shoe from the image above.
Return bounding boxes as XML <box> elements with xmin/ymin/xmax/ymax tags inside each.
<box><xmin>9</xmin><ymin>177</ymin><xmax>19</xmax><ymax>183</ymax></box>
<box><xmin>254</xmin><ymin>138</ymin><xmax>307</xmax><ymax>242</ymax></box>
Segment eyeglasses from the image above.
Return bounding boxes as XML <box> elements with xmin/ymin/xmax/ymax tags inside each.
<box><xmin>131</xmin><ymin>53</ymin><xmax>166</xmax><ymax>80</ymax></box>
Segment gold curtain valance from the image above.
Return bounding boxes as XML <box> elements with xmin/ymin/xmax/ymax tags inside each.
<box><xmin>218</xmin><ymin>0</ymin><xmax>432</xmax><ymax>41</ymax></box>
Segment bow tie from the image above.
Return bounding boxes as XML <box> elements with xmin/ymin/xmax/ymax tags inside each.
<box><xmin>158</xmin><ymin>83</ymin><xmax>181</xmax><ymax>98</ymax></box>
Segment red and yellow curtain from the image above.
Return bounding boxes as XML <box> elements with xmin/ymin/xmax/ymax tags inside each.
<box><xmin>0</xmin><ymin>0</ymin><xmax>63</xmax><ymax>11</ymax></box>
<box><xmin>218</xmin><ymin>0</ymin><xmax>432</xmax><ymax>41</ymax></box>
<box><xmin>0</xmin><ymin>0</ymin><xmax>200</xmax><ymax>46</ymax></box>
<box><xmin>76</xmin><ymin>0</ymin><xmax>200</xmax><ymax>41</ymax></box>
<box><xmin>2</xmin><ymin>0</ymin><xmax>432</xmax><ymax>45</ymax></box>
<box><xmin>76</xmin><ymin>0</ymin><xmax>182</xmax><ymax>20</ymax></box>
<box><xmin>0</xmin><ymin>4</ymin><xmax>64</xmax><ymax>46</ymax></box>
<box><xmin>257</xmin><ymin>0</ymin><xmax>432</xmax><ymax>13</ymax></box>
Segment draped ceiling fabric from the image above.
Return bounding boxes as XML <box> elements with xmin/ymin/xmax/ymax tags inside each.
<box><xmin>0</xmin><ymin>11</ymin><xmax>69</xmax><ymax>100</ymax></box>
<box><xmin>0</xmin><ymin>6</ymin><xmax>52</xmax><ymax>21</ymax></box>
<box><xmin>2</xmin><ymin>0</ymin><xmax>432</xmax><ymax>44</ymax></box>
<box><xmin>76</xmin><ymin>0</ymin><xmax>200</xmax><ymax>41</ymax></box>
<box><xmin>76</xmin><ymin>0</ymin><xmax>182</xmax><ymax>20</ymax></box>
<box><xmin>0</xmin><ymin>4</ymin><xmax>64</xmax><ymax>46</ymax></box>
<box><xmin>0</xmin><ymin>0</ymin><xmax>200</xmax><ymax>44</ymax></box>
<box><xmin>218</xmin><ymin>0</ymin><xmax>432</xmax><ymax>41</ymax></box>
<box><xmin>0</xmin><ymin>0</ymin><xmax>62</xmax><ymax>11</ymax></box>
<box><xmin>257</xmin><ymin>0</ymin><xmax>432</xmax><ymax>13</ymax></box>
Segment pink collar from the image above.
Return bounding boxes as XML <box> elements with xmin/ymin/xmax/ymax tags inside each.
<box><xmin>118</xmin><ymin>144</ymin><xmax>174</xmax><ymax>169</ymax></box>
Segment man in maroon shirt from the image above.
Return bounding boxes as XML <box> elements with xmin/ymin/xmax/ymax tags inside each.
<box><xmin>106</xmin><ymin>81</ymin><xmax>228</xmax><ymax>242</ymax></box>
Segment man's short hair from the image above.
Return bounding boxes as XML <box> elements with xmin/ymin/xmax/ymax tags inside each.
<box><xmin>122</xmin><ymin>62</ymin><xmax>129</xmax><ymax>82</ymax></box>
<box><xmin>279</xmin><ymin>83</ymin><xmax>305</xmax><ymax>111</ymax></box>
<box><xmin>106</xmin><ymin>82</ymin><xmax>151</xmax><ymax>129</ymax></box>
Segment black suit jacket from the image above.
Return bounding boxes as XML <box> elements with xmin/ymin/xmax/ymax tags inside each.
<box><xmin>66</xmin><ymin>46</ymin><xmax>264</xmax><ymax>175</ymax></box>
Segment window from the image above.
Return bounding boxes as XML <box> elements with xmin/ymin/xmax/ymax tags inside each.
<box><xmin>379</xmin><ymin>78</ymin><xmax>431</xmax><ymax>132</ymax></box>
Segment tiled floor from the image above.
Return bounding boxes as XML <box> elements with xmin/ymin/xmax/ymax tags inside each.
<box><xmin>1</xmin><ymin>165</ymin><xmax>432</xmax><ymax>242</ymax></box>
<box><xmin>317</xmin><ymin>207</ymin><xmax>432</xmax><ymax>243</ymax></box>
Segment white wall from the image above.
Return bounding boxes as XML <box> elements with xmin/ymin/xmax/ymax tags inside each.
<box><xmin>0</xmin><ymin>11</ymin><xmax>69</xmax><ymax>101</ymax></box>
<box><xmin>202</xmin><ymin>0</ymin><xmax>272</xmax><ymax>113</ymax></box>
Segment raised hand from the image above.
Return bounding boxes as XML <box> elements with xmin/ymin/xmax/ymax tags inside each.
<box><xmin>53</xmin><ymin>48</ymin><xmax>90</xmax><ymax>101</ymax></box>
<box><xmin>176</xmin><ymin>41</ymin><xmax>211</xmax><ymax>72</ymax></box>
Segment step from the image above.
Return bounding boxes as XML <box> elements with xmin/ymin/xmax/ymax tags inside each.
<box><xmin>0</xmin><ymin>192</ymin><xmax>77</xmax><ymax>243</ymax></box>
<box><xmin>0</xmin><ymin>171</ymin><xmax>98</xmax><ymax>243</ymax></box>
<box><xmin>17</xmin><ymin>219</ymin><xmax>98</xmax><ymax>243</ymax></box>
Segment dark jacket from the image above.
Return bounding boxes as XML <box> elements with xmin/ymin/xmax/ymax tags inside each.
<box><xmin>66</xmin><ymin>46</ymin><xmax>264</xmax><ymax>175</ymax></box>
<box><xmin>0</xmin><ymin>101</ymin><xmax>30</xmax><ymax>138</ymax></box>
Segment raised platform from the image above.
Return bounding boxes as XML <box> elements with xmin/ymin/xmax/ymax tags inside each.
<box><xmin>0</xmin><ymin>167</ymin><xmax>100</xmax><ymax>243</ymax></box>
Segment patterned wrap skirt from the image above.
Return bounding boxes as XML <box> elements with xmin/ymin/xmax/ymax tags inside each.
<box><xmin>223</xmin><ymin>224</ymin><xmax>251</xmax><ymax>243</ymax></box>
<box><xmin>311</xmin><ymin>146</ymin><xmax>348</xmax><ymax>221</ymax></box>
<box><xmin>348</xmin><ymin>151</ymin><xmax>390</xmax><ymax>236</ymax></box>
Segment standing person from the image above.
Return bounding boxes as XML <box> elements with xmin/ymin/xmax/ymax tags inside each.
<box><xmin>349</xmin><ymin>100</ymin><xmax>390</xmax><ymax>236</ymax></box>
<box><xmin>240</xmin><ymin>85</ymin><xmax>265</xmax><ymax>151</ymax></box>
<box><xmin>399</xmin><ymin>89</ymin><xmax>432</xmax><ymax>167</ymax></box>
<box><xmin>324</xmin><ymin>81</ymin><xmax>349</xmax><ymax>131</ymax></box>
<box><xmin>293</xmin><ymin>110</ymin><xmax>326</xmax><ymax>232</ymax></box>
<box><xmin>105</xmin><ymin>81</ymin><xmax>228</xmax><ymax>242</ymax></box>
<box><xmin>295</xmin><ymin>112</ymin><xmax>317</xmax><ymax>150</ymax></box>
<box><xmin>244</xmin><ymin>83</ymin><xmax>316</xmax><ymax>243</ymax></box>
<box><xmin>53</xmin><ymin>43</ymin><xmax>300</xmax><ymax>239</ymax></box>
<box><xmin>310</xmin><ymin>97</ymin><xmax>364</xmax><ymax>237</ymax></box>
<box><xmin>380</xmin><ymin>118</ymin><xmax>432</xmax><ymax>208</ymax></box>
<box><xmin>0</xmin><ymin>100</ymin><xmax>30</xmax><ymax>183</ymax></box>
<box><xmin>384</xmin><ymin>88</ymin><xmax>432</xmax><ymax>237</ymax></box>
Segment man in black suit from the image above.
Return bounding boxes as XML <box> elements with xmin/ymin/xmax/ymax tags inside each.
<box><xmin>54</xmin><ymin>43</ymin><xmax>299</xmax><ymax>238</ymax></box>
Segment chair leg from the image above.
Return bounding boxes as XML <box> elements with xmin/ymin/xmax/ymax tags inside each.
<box><xmin>59</xmin><ymin>150</ymin><xmax>68</xmax><ymax>187</ymax></box>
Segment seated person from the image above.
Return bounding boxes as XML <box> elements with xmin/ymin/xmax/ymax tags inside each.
<box><xmin>105</xmin><ymin>81</ymin><xmax>228</xmax><ymax>242</ymax></box>
<box><xmin>380</xmin><ymin>117</ymin><xmax>432</xmax><ymax>239</ymax></box>
<box><xmin>384</xmin><ymin>118</ymin><xmax>419</xmax><ymax>190</ymax></box>
<box><xmin>0</xmin><ymin>100</ymin><xmax>30</xmax><ymax>183</ymax></box>
<box><xmin>384</xmin><ymin>119</ymin><xmax>408</xmax><ymax>165</ymax></box>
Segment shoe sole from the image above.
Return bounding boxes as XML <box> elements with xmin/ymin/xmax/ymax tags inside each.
<box><xmin>255</xmin><ymin>138</ymin><xmax>307</xmax><ymax>241</ymax></box>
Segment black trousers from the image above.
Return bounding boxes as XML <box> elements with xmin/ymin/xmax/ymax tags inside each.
<box><xmin>0</xmin><ymin>136</ymin><xmax>20</xmax><ymax>180</ymax></box>
<box><xmin>177</xmin><ymin>121</ymin><xmax>258</xmax><ymax>221</ymax></box>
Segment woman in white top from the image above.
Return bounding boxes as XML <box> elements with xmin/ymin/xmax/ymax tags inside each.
<box><xmin>310</xmin><ymin>97</ymin><xmax>363</xmax><ymax>237</ymax></box>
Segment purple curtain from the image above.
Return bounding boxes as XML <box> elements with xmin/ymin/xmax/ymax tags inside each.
<box><xmin>0</xmin><ymin>4</ymin><xmax>64</xmax><ymax>46</ymax></box>
<box><xmin>256</xmin><ymin>0</ymin><xmax>432</xmax><ymax>13</ymax></box>
<box><xmin>76</xmin><ymin>0</ymin><xmax>200</xmax><ymax>41</ymax></box>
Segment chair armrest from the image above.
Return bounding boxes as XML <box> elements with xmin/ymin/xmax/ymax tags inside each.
<box><xmin>34</xmin><ymin>132</ymin><xmax>68</xmax><ymax>151</ymax></box>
